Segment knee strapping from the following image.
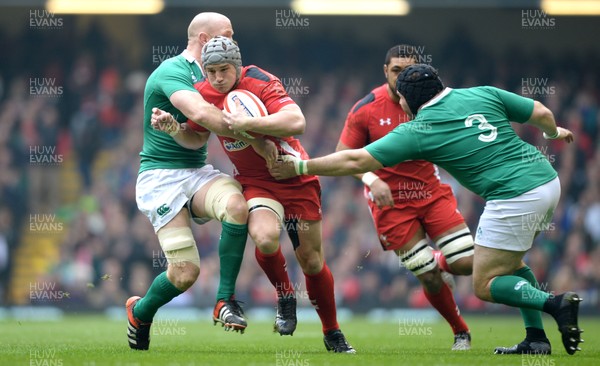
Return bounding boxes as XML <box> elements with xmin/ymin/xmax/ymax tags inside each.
<box><xmin>436</xmin><ymin>228</ymin><xmax>474</xmax><ymax>264</ymax></box>
<box><xmin>204</xmin><ymin>177</ymin><xmax>244</xmax><ymax>224</ymax></box>
<box><xmin>157</xmin><ymin>227</ymin><xmax>200</xmax><ymax>267</ymax></box>
<box><xmin>247</xmin><ymin>197</ymin><xmax>284</xmax><ymax>223</ymax></box>
<box><xmin>399</xmin><ymin>239</ymin><xmax>436</xmax><ymax>276</ymax></box>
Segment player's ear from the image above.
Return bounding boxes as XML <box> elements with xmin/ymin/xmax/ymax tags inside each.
<box><xmin>198</xmin><ymin>32</ymin><xmax>211</xmax><ymax>45</ymax></box>
<box><xmin>383</xmin><ymin>64</ymin><xmax>388</xmax><ymax>77</ymax></box>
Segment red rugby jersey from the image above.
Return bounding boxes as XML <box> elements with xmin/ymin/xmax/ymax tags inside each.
<box><xmin>339</xmin><ymin>84</ymin><xmax>442</xmax><ymax>202</ymax></box>
<box><xmin>190</xmin><ymin>65</ymin><xmax>316</xmax><ymax>184</ymax></box>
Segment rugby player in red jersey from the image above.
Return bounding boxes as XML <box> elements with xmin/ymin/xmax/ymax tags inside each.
<box><xmin>153</xmin><ymin>36</ymin><xmax>355</xmax><ymax>353</ymax></box>
<box><xmin>336</xmin><ymin>45</ymin><xmax>474</xmax><ymax>350</ymax></box>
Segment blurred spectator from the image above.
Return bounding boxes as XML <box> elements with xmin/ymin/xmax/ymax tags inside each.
<box><xmin>70</xmin><ymin>98</ymin><xmax>102</xmax><ymax>191</ymax></box>
<box><xmin>24</xmin><ymin>100</ymin><xmax>62</xmax><ymax>213</ymax></box>
<box><xmin>0</xmin><ymin>206</ymin><xmax>15</xmax><ymax>302</ymax></box>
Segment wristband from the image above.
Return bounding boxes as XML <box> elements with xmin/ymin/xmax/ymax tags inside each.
<box><xmin>361</xmin><ymin>172</ymin><xmax>380</xmax><ymax>187</ymax></box>
<box><xmin>543</xmin><ymin>129</ymin><xmax>560</xmax><ymax>140</ymax></box>
<box><xmin>293</xmin><ymin>159</ymin><xmax>309</xmax><ymax>175</ymax></box>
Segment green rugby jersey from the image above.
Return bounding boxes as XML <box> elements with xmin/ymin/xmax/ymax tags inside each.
<box><xmin>139</xmin><ymin>51</ymin><xmax>208</xmax><ymax>173</ymax></box>
<box><xmin>365</xmin><ymin>86</ymin><xmax>557</xmax><ymax>200</ymax></box>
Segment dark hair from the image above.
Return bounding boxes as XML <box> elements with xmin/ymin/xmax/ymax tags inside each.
<box><xmin>384</xmin><ymin>44</ymin><xmax>421</xmax><ymax>65</ymax></box>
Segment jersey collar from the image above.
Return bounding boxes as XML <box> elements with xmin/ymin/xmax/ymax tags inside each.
<box><xmin>181</xmin><ymin>49</ymin><xmax>204</xmax><ymax>77</ymax></box>
<box><xmin>420</xmin><ymin>87</ymin><xmax>453</xmax><ymax>111</ymax></box>
<box><xmin>181</xmin><ymin>49</ymin><xmax>196</xmax><ymax>63</ymax></box>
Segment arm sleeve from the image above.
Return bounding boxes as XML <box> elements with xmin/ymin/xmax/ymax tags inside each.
<box><xmin>339</xmin><ymin>109</ymin><xmax>369</xmax><ymax>149</ymax></box>
<box><xmin>364</xmin><ymin>124</ymin><xmax>419</xmax><ymax>167</ymax></box>
<box><xmin>490</xmin><ymin>86</ymin><xmax>535</xmax><ymax>124</ymax></box>
<box><xmin>156</xmin><ymin>64</ymin><xmax>198</xmax><ymax>99</ymax></box>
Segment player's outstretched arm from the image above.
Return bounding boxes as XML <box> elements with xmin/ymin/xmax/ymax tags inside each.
<box><xmin>224</xmin><ymin>104</ymin><xmax>305</xmax><ymax>137</ymax></box>
<box><xmin>335</xmin><ymin>141</ymin><xmax>393</xmax><ymax>208</ymax></box>
<box><xmin>526</xmin><ymin>101</ymin><xmax>574</xmax><ymax>143</ymax></box>
<box><xmin>269</xmin><ymin>148</ymin><xmax>383</xmax><ymax>180</ymax></box>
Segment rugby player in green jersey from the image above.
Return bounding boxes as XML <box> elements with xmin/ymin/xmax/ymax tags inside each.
<box><xmin>127</xmin><ymin>12</ymin><xmax>276</xmax><ymax>350</ymax></box>
<box><xmin>270</xmin><ymin>64</ymin><xmax>582</xmax><ymax>356</ymax></box>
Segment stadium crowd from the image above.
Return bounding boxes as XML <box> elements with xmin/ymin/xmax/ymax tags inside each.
<box><xmin>1</xmin><ymin>17</ymin><xmax>599</xmax><ymax>315</ymax></box>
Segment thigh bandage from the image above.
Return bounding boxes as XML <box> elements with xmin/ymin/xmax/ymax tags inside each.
<box><xmin>247</xmin><ymin>197</ymin><xmax>284</xmax><ymax>223</ymax></box>
<box><xmin>435</xmin><ymin>227</ymin><xmax>474</xmax><ymax>264</ymax></box>
<box><xmin>203</xmin><ymin>177</ymin><xmax>244</xmax><ymax>224</ymax></box>
<box><xmin>157</xmin><ymin>227</ymin><xmax>200</xmax><ymax>267</ymax></box>
<box><xmin>399</xmin><ymin>239</ymin><xmax>436</xmax><ymax>276</ymax></box>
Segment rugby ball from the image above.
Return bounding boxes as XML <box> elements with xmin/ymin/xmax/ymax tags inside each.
<box><xmin>224</xmin><ymin>89</ymin><xmax>268</xmax><ymax>117</ymax></box>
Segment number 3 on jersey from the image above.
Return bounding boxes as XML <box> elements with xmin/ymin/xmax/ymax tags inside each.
<box><xmin>464</xmin><ymin>114</ymin><xmax>497</xmax><ymax>142</ymax></box>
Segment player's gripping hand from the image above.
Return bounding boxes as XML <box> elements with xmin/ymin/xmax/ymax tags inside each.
<box><xmin>368</xmin><ymin>179</ymin><xmax>394</xmax><ymax>209</ymax></box>
<box><xmin>543</xmin><ymin>126</ymin><xmax>574</xmax><ymax>143</ymax></box>
<box><xmin>223</xmin><ymin>99</ymin><xmax>253</xmax><ymax>134</ymax></box>
<box><xmin>250</xmin><ymin>138</ymin><xmax>278</xmax><ymax>169</ymax></box>
<box><xmin>269</xmin><ymin>155</ymin><xmax>299</xmax><ymax>180</ymax></box>
<box><xmin>151</xmin><ymin>107</ymin><xmax>180</xmax><ymax>136</ymax></box>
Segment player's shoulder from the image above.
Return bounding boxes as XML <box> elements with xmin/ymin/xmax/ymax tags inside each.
<box><xmin>350</xmin><ymin>85</ymin><xmax>387</xmax><ymax>115</ymax></box>
<box><xmin>242</xmin><ymin>65</ymin><xmax>278</xmax><ymax>82</ymax></box>
<box><xmin>155</xmin><ymin>54</ymin><xmax>188</xmax><ymax>72</ymax></box>
<box><xmin>447</xmin><ymin>86</ymin><xmax>510</xmax><ymax>107</ymax></box>
<box><xmin>350</xmin><ymin>92</ymin><xmax>376</xmax><ymax>114</ymax></box>
<box><xmin>149</xmin><ymin>55</ymin><xmax>191</xmax><ymax>83</ymax></box>
<box><xmin>454</xmin><ymin>85</ymin><xmax>499</xmax><ymax>98</ymax></box>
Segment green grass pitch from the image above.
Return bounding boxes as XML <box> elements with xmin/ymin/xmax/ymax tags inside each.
<box><xmin>1</xmin><ymin>315</ymin><xmax>598</xmax><ymax>366</ymax></box>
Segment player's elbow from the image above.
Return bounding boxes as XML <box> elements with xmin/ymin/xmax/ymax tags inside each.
<box><xmin>347</xmin><ymin>150</ymin><xmax>377</xmax><ymax>174</ymax></box>
<box><xmin>530</xmin><ymin>101</ymin><xmax>554</xmax><ymax>123</ymax></box>
<box><xmin>182</xmin><ymin>142</ymin><xmax>205</xmax><ymax>150</ymax></box>
<box><xmin>347</xmin><ymin>160</ymin><xmax>366</xmax><ymax>174</ymax></box>
<box><xmin>188</xmin><ymin>108</ymin><xmax>209</xmax><ymax>127</ymax></box>
<box><xmin>179</xmin><ymin>137</ymin><xmax>207</xmax><ymax>151</ymax></box>
<box><xmin>288</xmin><ymin>114</ymin><xmax>306</xmax><ymax>135</ymax></box>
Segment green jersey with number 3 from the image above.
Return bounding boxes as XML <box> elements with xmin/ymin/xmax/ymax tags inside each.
<box><xmin>139</xmin><ymin>51</ymin><xmax>207</xmax><ymax>174</ymax></box>
<box><xmin>365</xmin><ymin>86</ymin><xmax>557</xmax><ymax>200</ymax></box>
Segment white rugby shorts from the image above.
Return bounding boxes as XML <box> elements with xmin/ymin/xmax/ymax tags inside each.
<box><xmin>475</xmin><ymin>177</ymin><xmax>560</xmax><ymax>251</ymax></box>
<box><xmin>136</xmin><ymin>166</ymin><xmax>223</xmax><ymax>232</ymax></box>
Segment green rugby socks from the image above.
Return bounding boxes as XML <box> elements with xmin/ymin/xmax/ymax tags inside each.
<box><xmin>134</xmin><ymin>271</ymin><xmax>183</xmax><ymax>323</ymax></box>
<box><xmin>216</xmin><ymin>222</ymin><xmax>248</xmax><ymax>301</ymax></box>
